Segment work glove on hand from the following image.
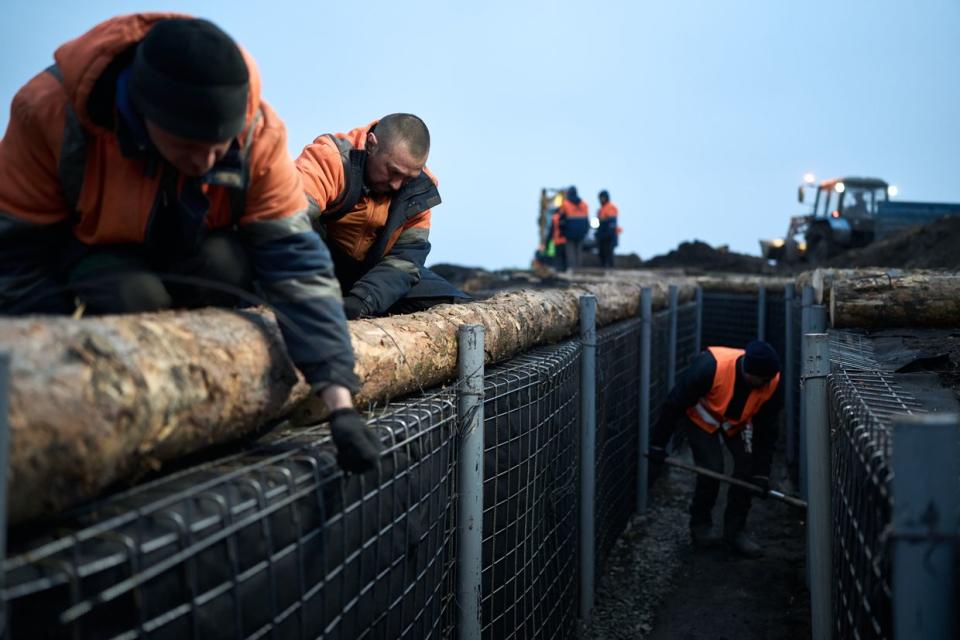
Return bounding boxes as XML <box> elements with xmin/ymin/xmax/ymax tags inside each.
<box><xmin>342</xmin><ymin>295</ymin><xmax>367</xmax><ymax>320</ymax></box>
<box><xmin>749</xmin><ymin>474</ymin><xmax>770</xmax><ymax>495</ymax></box>
<box><xmin>648</xmin><ymin>445</ymin><xmax>667</xmax><ymax>484</ymax></box>
<box><xmin>329</xmin><ymin>408</ymin><xmax>383</xmax><ymax>473</ymax></box>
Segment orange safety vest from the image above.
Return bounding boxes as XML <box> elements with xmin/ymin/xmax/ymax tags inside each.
<box><xmin>551</xmin><ymin>211</ymin><xmax>566</xmax><ymax>246</ymax></box>
<box><xmin>685</xmin><ymin>346</ymin><xmax>780</xmax><ymax>435</ymax></box>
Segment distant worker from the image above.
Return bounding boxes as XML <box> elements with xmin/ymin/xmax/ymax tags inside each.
<box><xmin>648</xmin><ymin>341</ymin><xmax>783</xmax><ymax>557</ymax></box>
<box><xmin>558</xmin><ymin>186</ymin><xmax>589</xmax><ymax>271</ymax></box>
<box><xmin>296</xmin><ymin>115</ymin><xmax>469</xmax><ymax>318</ymax></box>
<box><xmin>596</xmin><ymin>190</ymin><xmax>620</xmax><ymax>268</ymax></box>
<box><xmin>0</xmin><ymin>14</ymin><xmax>382</xmax><ymax>472</ymax></box>
<box><xmin>844</xmin><ymin>191</ymin><xmax>868</xmax><ymax>218</ymax></box>
<box><xmin>548</xmin><ymin>206</ymin><xmax>567</xmax><ymax>271</ymax></box>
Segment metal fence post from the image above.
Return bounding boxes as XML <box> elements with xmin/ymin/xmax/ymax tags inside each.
<box><xmin>0</xmin><ymin>354</ymin><xmax>9</xmax><ymax>638</ymax></box>
<box><xmin>693</xmin><ymin>286</ymin><xmax>703</xmax><ymax>355</ymax></box>
<box><xmin>637</xmin><ymin>288</ymin><xmax>652</xmax><ymax>513</ymax></box>
<box><xmin>667</xmin><ymin>285</ymin><xmax>678</xmax><ymax>388</ymax></box>
<box><xmin>799</xmin><ymin>286</ymin><xmax>814</xmax><ymax>500</ymax></box>
<box><xmin>783</xmin><ymin>285</ymin><xmax>796</xmax><ymax>465</ymax></box>
<box><xmin>803</xmin><ymin>333</ymin><xmax>832</xmax><ymax>640</ymax></box>
<box><xmin>579</xmin><ymin>295</ymin><xmax>597</xmax><ymax>623</ymax></box>
<box><xmin>457</xmin><ymin>325</ymin><xmax>484</xmax><ymax>640</ymax></box>
<box><xmin>892</xmin><ymin>413</ymin><xmax>959</xmax><ymax>640</ymax></box>
<box><xmin>757</xmin><ymin>286</ymin><xmax>767</xmax><ymax>341</ymax></box>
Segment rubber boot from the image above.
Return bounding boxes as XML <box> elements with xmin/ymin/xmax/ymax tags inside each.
<box><xmin>690</xmin><ymin>523</ymin><xmax>720</xmax><ymax>548</ymax></box>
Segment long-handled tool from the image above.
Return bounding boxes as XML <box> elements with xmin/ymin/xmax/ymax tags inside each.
<box><xmin>648</xmin><ymin>454</ymin><xmax>808</xmax><ymax>509</ymax></box>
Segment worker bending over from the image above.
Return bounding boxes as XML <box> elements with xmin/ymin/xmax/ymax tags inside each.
<box><xmin>0</xmin><ymin>14</ymin><xmax>381</xmax><ymax>472</ymax></box>
<box><xmin>649</xmin><ymin>341</ymin><xmax>783</xmax><ymax>557</ymax></box>
<box><xmin>296</xmin><ymin>114</ymin><xmax>468</xmax><ymax>319</ymax></box>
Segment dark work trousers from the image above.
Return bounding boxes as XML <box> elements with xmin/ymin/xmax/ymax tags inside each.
<box><xmin>598</xmin><ymin>237</ymin><xmax>615</xmax><ymax>268</ymax></box>
<box><xmin>554</xmin><ymin>243</ymin><xmax>568</xmax><ymax>272</ymax></box>
<box><xmin>565</xmin><ymin>239</ymin><xmax>583</xmax><ymax>270</ymax></box>
<box><xmin>68</xmin><ymin>231</ymin><xmax>254</xmax><ymax>313</ymax></box>
<box><xmin>683</xmin><ymin>416</ymin><xmax>755</xmax><ymax>535</ymax></box>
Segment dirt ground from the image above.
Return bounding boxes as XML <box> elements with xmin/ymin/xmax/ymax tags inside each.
<box><xmin>641</xmin><ymin>240</ymin><xmax>775</xmax><ymax>275</ymax></box>
<box><xmin>583</xmin><ymin>447</ymin><xmax>810</xmax><ymax>640</ymax></box>
<box><xmin>827</xmin><ymin>216</ymin><xmax>960</xmax><ymax>269</ymax></box>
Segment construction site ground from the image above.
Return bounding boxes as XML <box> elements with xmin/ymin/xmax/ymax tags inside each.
<box><xmin>582</xmin><ymin>444</ymin><xmax>809</xmax><ymax>640</ymax></box>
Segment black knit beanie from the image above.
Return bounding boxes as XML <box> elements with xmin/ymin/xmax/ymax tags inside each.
<box><xmin>129</xmin><ymin>18</ymin><xmax>249</xmax><ymax>141</ymax></box>
<box><xmin>743</xmin><ymin>340</ymin><xmax>781</xmax><ymax>378</ymax></box>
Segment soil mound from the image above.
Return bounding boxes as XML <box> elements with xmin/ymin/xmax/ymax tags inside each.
<box><xmin>828</xmin><ymin>216</ymin><xmax>960</xmax><ymax>269</ymax></box>
<box><xmin>643</xmin><ymin>240</ymin><xmax>772</xmax><ymax>274</ymax></box>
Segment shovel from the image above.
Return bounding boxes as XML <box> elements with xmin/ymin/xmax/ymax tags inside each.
<box><xmin>648</xmin><ymin>454</ymin><xmax>808</xmax><ymax>510</ymax></box>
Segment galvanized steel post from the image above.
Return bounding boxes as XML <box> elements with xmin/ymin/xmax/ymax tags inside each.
<box><xmin>0</xmin><ymin>354</ymin><xmax>9</xmax><ymax>637</ymax></box>
<box><xmin>892</xmin><ymin>413</ymin><xmax>959</xmax><ymax>640</ymax></box>
<box><xmin>799</xmin><ymin>285</ymin><xmax>814</xmax><ymax>500</ymax></box>
<box><xmin>784</xmin><ymin>285</ymin><xmax>796</xmax><ymax>465</ymax></box>
<box><xmin>802</xmin><ymin>333</ymin><xmax>832</xmax><ymax>640</ymax></box>
<box><xmin>579</xmin><ymin>295</ymin><xmax>597</xmax><ymax>623</ymax></box>
<box><xmin>637</xmin><ymin>288</ymin><xmax>653</xmax><ymax>513</ymax></box>
<box><xmin>667</xmin><ymin>285</ymin><xmax>678</xmax><ymax>387</ymax></box>
<box><xmin>757</xmin><ymin>286</ymin><xmax>767</xmax><ymax>341</ymax></box>
<box><xmin>457</xmin><ymin>325</ymin><xmax>484</xmax><ymax>640</ymax></box>
<box><xmin>693</xmin><ymin>286</ymin><xmax>703</xmax><ymax>355</ymax></box>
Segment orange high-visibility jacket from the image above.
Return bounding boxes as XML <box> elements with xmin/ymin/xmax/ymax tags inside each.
<box><xmin>0</xmin><ymin>13</ymin><xmax>358</xmax><ymax>391</ymax></box>
<box><xmin>558</xmin><ymin>199</ymin><xmax>589</xmax><ymax>241</ymax></box>
<box><xmin>685</xmin><ymin>346</ymin><xmax>780</xmax><ymax>435</ymax></box>
<box><xmin>551</xmin><ymin>211</ymin><xmax>566</xmax><ymax>246</ymax></box>
<box><xmin>295</xmin><ymin>121</ymin><xmax>435</xmax><ymax>264</ymax></box>
<box><xmin>597</xmin><ymin>202</ymin><xmax>619</xmax><ymax>240</ymax></box>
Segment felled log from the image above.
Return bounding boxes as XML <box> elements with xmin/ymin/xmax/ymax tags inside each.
<box><xmin>829</xmin><ymin>271</ymin><xmax>960</xmax><ymax>328</ymax></box>
<box><xmin>695</xmin><ymin>274</ymin><xmax>795</xmax><ymax>294</ymax></box>
<box><xmin>0</xmin><ymin>309</ymin><xmax>309</xmax><ymax>524</ymax></box>
<box><xmin>1</xmin><ymin>280</ymin><xmax>691</xmax><ymax>523</ymax></box>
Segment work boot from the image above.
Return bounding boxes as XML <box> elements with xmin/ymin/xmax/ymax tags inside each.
<box><xmin>725</xmin><ymin>531</ymin><xmax>763</xmax><ymax>558</ymax></box>
<box><xmin>690</xmin><ymin>524</ymin><xmax>720</xmax><ymax>548</ymax></box>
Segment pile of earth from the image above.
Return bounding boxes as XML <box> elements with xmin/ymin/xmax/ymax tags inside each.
<box><xmin>641</xmin><ymin>240</ymin><xmax>773</xmax><ymax>274</ymax></box>
<box><xmin>827</xmin><ymin>216</ymin><xmax>960</xmax><ymax>269</ymax></box>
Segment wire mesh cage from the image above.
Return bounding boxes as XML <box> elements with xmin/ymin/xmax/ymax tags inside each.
<box><xmin>480</xmin><ymin>340</ymin><xmax>581</xmax><ymax>640</ymax></box>
<box><xmin>5</xmin><ymin>392</ymin><xmax>460</xmax><ymax>640</ymax></box>
<box><xmin>828</xmin><ymin>330</ymin><xmax>925</xmax><ymax>640</ymax></box>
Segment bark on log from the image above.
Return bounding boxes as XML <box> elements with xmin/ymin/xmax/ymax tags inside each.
<box><xmin>0</xmin><ymin>309</ymin><xmax>309</xmax><ymax>524</ymax></box>
<box><xmin>1</xmin><ymin>280</ymin><xmax>689</xmax><ymax>523</ymax></box>
<box><xmin>694</xmin><ymin>274</ymin><xmax>795</xmax><ymax>294</ymax></box>
<box><xmin>829</xmin><ymin>271</ymin><xmax>960</xmax><ymax>328</ymax></box>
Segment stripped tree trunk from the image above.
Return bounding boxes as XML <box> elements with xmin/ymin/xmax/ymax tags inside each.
<box><xmin>0</xmin><ymin>280</ymin><xmax>692</xmax><ymax>523</ymax></box>
<box><xmin>829</xmin><ymin>271</ymin><xmax>960</xmax><ymax>328</ymax></box>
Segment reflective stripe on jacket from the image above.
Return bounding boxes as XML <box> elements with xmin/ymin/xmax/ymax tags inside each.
<box><xmin>0</xmin><ymin>13</ymin><xmax>358</xmax><ymax>391</ymax></box>
<box><xmin>685</xmin><ymin>346</ymin><xmax>780</xmax><ymax>435</ymax></box>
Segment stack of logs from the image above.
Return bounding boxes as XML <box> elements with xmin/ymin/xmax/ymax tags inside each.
<box><xmin>1</xmin><ymin>268</ymin><xmax>956</xmax><ymax>523</ymax></box>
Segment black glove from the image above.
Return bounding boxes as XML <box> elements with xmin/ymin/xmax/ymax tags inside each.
<box><xmin>342</xmin><ymin>295</ymin><xmax>367</xmax><ymax>320</ymax></box>
<box><xmin>749</xmin><ymin>475</ymin><xmax>770</xmax><ymax>495</ymax></box>
<box><xmin>329</xmin><ymin>408</ymin><xmax>383</xmax><ymax>473</ymax></box>
<box><xmin>648</xmin><ymin>445</ymin><xmax>667</xmax><ymax>484</ymax></box>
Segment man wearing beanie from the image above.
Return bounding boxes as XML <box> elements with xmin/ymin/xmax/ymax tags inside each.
<box><xmin>0</xmin><ymin>14</ymin><xmax>382</xmax><ymax>472</ymax></box>
<box><xmin>649</xmin><ymin>340</ymin><xmax>783</xmax><ymax>557</ymax></box>
<box><xmin>296</xmin><ymin>114</ymin><xmax>469</xmax><ymax>319</ymax></box>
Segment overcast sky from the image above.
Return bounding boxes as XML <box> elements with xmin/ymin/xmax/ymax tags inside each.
<box><xmin>3</xmin><ymin>1</ymin><xmax>958</xmax><ymax>269</ymax></box>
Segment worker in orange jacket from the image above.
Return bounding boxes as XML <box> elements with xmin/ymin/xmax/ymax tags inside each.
<box><xmin>649</xmin><ymin>341</ymin><xmax>783</xmax><ymax>557</ymax></box>
<box><xmin>0</xmin><ymin>14</ymin><xmax>381</xmax><ymax>472</ymax></box>
<box><xmin>596</xmin><ymin>190</ymin><xmax>620</xmax><ymax>268</ymax></box>
<box><xmin>296</xmin><ymin>115</ymin><xmax>469</xmax><ymax>319</ymax></box>
<box><xmin>558</xmin><ymin>186</ymin><xmax>589</xmax><ymax>271</ymax></box>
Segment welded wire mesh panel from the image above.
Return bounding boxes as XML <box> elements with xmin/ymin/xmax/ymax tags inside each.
<box><xmin>594</xmin><ymin>317</ymin><xmax>641</xmax><ymax>573</ymax></box>
<box><xmin>676</xmin><ymin>301</ymin><xmax>699</xmax><ymax>371</ymax></box>
<box><xmin>701</xmin><ymin>291</ymin><xmax>758</xmax><ymax>348</ymax></box>
<box><xmin>828</xmin><ymin>330</ymin><xmax>925</xmax><ymax>640</ymax></box>
<box><xmin>480</xmin><ymin>340</ymin><xmax>581</xmax><ymax>640</ymax></box>
<box><xmin>649</xmin><ymin>310</ymin><xmax>672</xmax><ymax>429</ymax></box>
<box><xmin>5</xmin><ymin>393</ymin><xmax>459</xmax><ymax>640</ymax></box>
<box><xmin>764</xmin><ymin>292</ymin><xmax>786</xmax><ymax>360</ymax></box>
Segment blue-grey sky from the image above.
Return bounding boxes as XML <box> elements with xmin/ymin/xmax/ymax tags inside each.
<box><xmin>3</xmin><ymin>1</ymin><xmax>958</xmax><ymax>269</ymax></box>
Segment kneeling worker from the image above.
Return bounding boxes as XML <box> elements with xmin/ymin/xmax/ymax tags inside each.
<box><xmin>649</xmin><ymin>341</ymin><xmax>783</xmax><ymax>557</ymax></box>
<box><xmin>296</xmin><ymin>114</ymin><xmax>469</xmax><ymax>318</ymax></box>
